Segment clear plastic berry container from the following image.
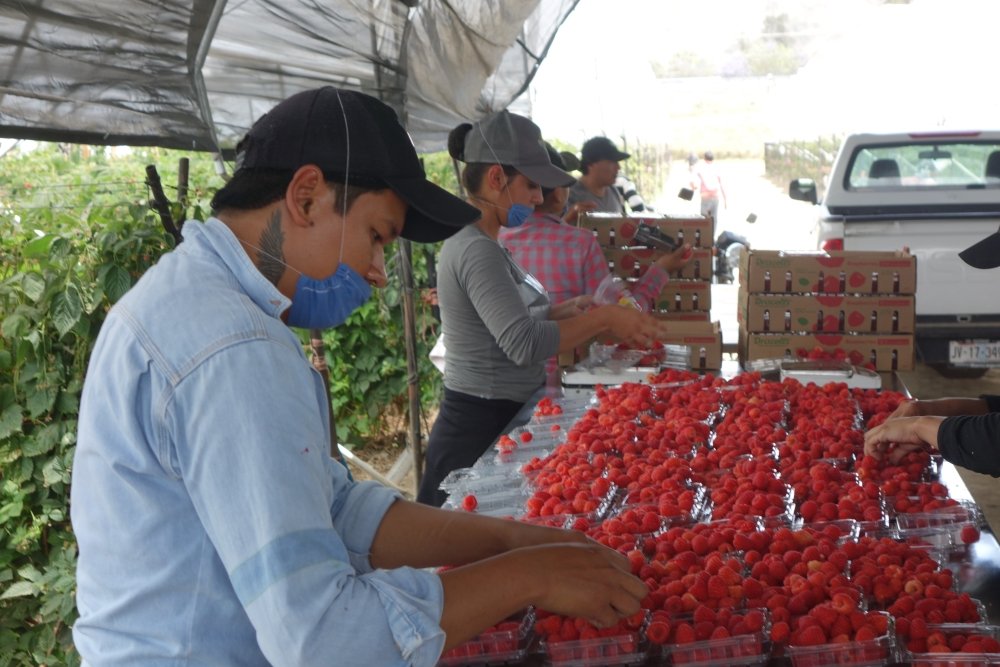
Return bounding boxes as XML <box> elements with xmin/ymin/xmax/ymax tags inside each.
<box><xmin>541</xmin><ymin>629</ymin><xmax>649</xmax><ymax>667</ymax></box>
<box><xmin>784</xmin><ymin>611</ymin><xmax>894</xmax><ymax>667</ymax></box>
<box><xmin>905</xmin><ymin>623</ymin><xmax>1000</xmax><ymax>667</ymax></box>
<box><xmin>437</xmin><ymin>610</ymin><xmax>536</xmax><ymax>666</ymax></box>
<box><xmin>656</xmin><ymin>608</ymin><xmax>772</xmax><ymax>667</ymax></box>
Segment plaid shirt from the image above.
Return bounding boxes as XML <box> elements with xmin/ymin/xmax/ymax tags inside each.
<box><xmin>499</xmin><ymin>212</ymin><xmax>668</xmax><ymax>308</ymax></box>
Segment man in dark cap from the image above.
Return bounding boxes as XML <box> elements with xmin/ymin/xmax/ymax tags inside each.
<box><xmin>71</xmin><ymin>88</ymin><xmax>645</xmax><ymax>666</ymax></box>
<box><xmin>864</xmin><ymin>224</ymin><xmax>1000</xmax><ymax>476</ymax></box>
<box><xmin>568</xmin><ymin>135</ymin><xmax>632</xmax><ymax>214</ymax></box>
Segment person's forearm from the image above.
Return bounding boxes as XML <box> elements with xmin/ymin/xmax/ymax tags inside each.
<box><xmin>437</xmin><ymin>550</ymin><xmax>538</xmax><ymax>650</ymax></box>
<box><xmin>370</xmin><ymin>500</ymin><xmax>585</xmax><ymax>570</ymax></box>
<box><xmin>912</xmin><ymin>416</ymin><xmax>944</xmax><ymax>450</ymax></box>
<box><xmin>912</xmin><ymin>397</ymin><xmax>990</xmax><ymax>417</ymax></box>
<box><xmin>555</xmin><ymin>306</ymin><xmax>613</xmax><ymax>353</ymax></box>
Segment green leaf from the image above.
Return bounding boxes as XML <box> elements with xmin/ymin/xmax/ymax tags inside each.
<box><xmin>21</xmin><ymin>234</ymin><xmax>54</xmax><ymax>259</ymax></box>
<box><xmin>0</xmin><ymin>404</ymin><xmax>22</xmax><ymax>440</ymax></box>
<box><xmin>0</xmin><ymin>581</ymin><xmax>36</xmax><ymax>600</ymax></box>
<box><xmin>24</xmin><ymin>382</ymin><xmax>57</xmax><ymax>419</ymax></box>
<box><xmin>51</xmin><ymin>283</ymin><xmax>83</xmax><ymax>336</ymax></box>
<box><xmin>101</xmin><ymin>264</ymin><xmax>132</xmax><ymax>303</ymax></box>
<box><xmin>0</xmin><ymin>498</ymin><xmax>24</xmax><ymax>524</ymax></box>
<box><xmin>20</xmin><ymin>272</ymin><xmax>45</xmax><ymax>302</ymax></box>
<box><xmin>22</xmin><ymin>423</ymin><xmax>60</xmax><ymax>456</ymax></box>
<box><xmin>0</xmin><ymin>313</ymin><xmax>29</xmax><ymax>339</ymax></box>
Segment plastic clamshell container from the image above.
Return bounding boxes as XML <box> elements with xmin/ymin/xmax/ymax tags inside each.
<box><xmin>894</xmin><ymin>500</ymin><xmax>985</xmax><ymax>539</ymax></box>
<box><xmin>541</xmin><ymin>629</ymin><xmax>648</xmax><ymax>667</ymax></box>
<box><xmin>437</xmin><ymin>611</ymin><xmax>536</xmax><ymax>666</ymax></box>
<box><xmin>659</xmin><ymin>609</ymin><xmax>772</xmax><ymax>667</ymax></box>
<box><xmin>906</xmin><ymin>624</ymin><xmax>1000</xmax><ymax>667</ymax></box>
<box><xmin>784</xmin><ymin>612</ymin><xmax>894</xmax><ymax>667</ymax></box>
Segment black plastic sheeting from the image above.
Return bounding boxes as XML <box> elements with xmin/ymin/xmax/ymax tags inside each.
<box><xmin>0</xmin><ymin>0</ymin><xmax>578</xmax><ymax>153</ymax></box>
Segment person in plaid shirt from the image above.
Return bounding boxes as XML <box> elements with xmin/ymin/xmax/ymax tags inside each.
<box><xmin>500</xmin><ymin>144</ymin><xmax>691</xmax><ymax>309</ymax></box>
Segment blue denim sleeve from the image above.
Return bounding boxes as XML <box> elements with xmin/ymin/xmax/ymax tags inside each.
<box><xmin>167</xmin><ymin>337</ymin><xmax>445</xmax><ymax>666</ymax></box>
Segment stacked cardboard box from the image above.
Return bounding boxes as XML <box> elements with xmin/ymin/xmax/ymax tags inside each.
<box><xmin>577</xmin><ymin>213</ymin><xmax>723</xmax><ymax>369</ymax></box>
<box><xmin>737</xmin><ymin>250</ymin><xmax>917</xmax><ymax>372</ymax></box>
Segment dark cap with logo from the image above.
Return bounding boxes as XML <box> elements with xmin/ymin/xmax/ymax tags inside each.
<box><xmin>460</xmin><ymin>110</ymin><xmax>574</xmax><ymax>189</ymax></box>
<box><xmin>235</xmin><ymin>86</ymin><xmax>480</xmax><ymax>242</ymax></box>
<box><xmin>959</xmin><ymin>224</ymin><xmax>1000</xmax><ymax>269</ymax></box>
<box><xmin>580</xmin><ymin>136</ymin><xmax>630</xmax><ymax>166</ymax></box>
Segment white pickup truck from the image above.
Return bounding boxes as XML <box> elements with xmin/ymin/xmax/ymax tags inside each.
<box><xmin>788</xmin><ymin>131</ymin><xmax>1000</xmax><ymax>376</ymax></box>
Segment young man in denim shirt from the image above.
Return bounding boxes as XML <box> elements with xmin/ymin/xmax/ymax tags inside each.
<box><xmin>71</xmin><ymin>88</ymin><xmax>647</xmax><ymax>666</ymax></box>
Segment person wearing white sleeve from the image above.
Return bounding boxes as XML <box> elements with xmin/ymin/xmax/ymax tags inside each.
<box><xmin>71</xmin><ymin>88</ymin><xmax>648</xmax><ymax>666</ymax></box>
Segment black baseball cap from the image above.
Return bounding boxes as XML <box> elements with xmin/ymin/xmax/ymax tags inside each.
<box><xmin>580</xmin><ymin>136</ymin><xmax>630</xmax><ymax>166</ymax></box>
<box><xmin>959</xmin><ymin>224</ymin><xmax>1000</xmax><ymax>269</ymax></box>
<box><xmin>461</xmin><ymin>111</ymin><xmax>574</xmax><ymax>188</ymax></box>
<box><xmin>235</xmin><ymin>87</ymin><xmax>480</xmax><ymax>243</ymax></box>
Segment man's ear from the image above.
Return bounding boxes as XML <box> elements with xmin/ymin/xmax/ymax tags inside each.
<box><xmin>286</xmin><ymin>165</ymin><xmax>326</xmax><ymax>227</ymax></box>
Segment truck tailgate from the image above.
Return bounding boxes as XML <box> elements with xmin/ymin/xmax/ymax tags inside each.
<box><xmin>842</xmin><ymin>218</ymin><xmax>1000</xmax><ymax>316</ymax></box>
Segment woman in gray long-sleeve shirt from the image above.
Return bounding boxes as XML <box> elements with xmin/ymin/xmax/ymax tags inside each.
<box><xmin>416</xmin><ymin>111</ymin><xmax>667</xmax><ymax>506</ymax></box>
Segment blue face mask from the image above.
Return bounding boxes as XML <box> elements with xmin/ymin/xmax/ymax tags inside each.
<box><xmin>286</xmin><ymin>263</ymin><xmax>372</xmax><ymax>329</ymax></box>
<box><xmin>506</xmin><ymin>203</ymin><xmax>533</xmax><ymax>228</ymax></box>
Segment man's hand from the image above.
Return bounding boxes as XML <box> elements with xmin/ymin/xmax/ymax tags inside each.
<box><xmin>863</xmin><ymin>415</ymin><xmax>943</xmax><ymax>463</ymax></box>
<box><xmin>564</xmin><ymin>200</ymin><xmax>598</xmax><ymax>224</ymax></box>
<box><xmin>654</xmin><ymin>243</ymin><xmax>693</xmax><ymax>274</ymax></box>
<box><xmin>514</xmin><ymin>542</ymin><xmax>647</xmax><ymax>628</ymax></box>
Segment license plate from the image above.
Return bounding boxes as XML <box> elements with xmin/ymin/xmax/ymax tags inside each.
<box><xmin>949</xmin><ymin>339</ymin><xmax>1000</xmax><ymax>367</ymax></box>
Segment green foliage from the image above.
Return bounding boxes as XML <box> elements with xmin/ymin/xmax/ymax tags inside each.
<box><xmin>0</xmin><ymin>142</ymin><xmax>448</xmax><ymax>664</ymax></box>
<box><xmin>315</xmin><ymin>244</ymin><xmax>443</xmax><ymax>447</ymax></box>
<box><xmin>0</xmin><ymin>143</ymin><xmax>197</xmax><ymax>665</ymax></box>
<box><xmin>763</xmin><ymin>136</ymin><xmax>843</xmax><ymax>200</ymax></box>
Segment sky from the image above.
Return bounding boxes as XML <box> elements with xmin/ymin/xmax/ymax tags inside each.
<box><xmin>526</xmin><ymin>0</ymin><xmax>1000</xmax><ymax>153</ymax></box>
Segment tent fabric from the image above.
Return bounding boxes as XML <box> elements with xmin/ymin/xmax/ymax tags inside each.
<box><xmin>0</xmin><ymin>0</ymin><xmax>579</xmax><ymax>153</ymax></box>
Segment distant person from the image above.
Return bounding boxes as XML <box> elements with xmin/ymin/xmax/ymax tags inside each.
<box><xmin>501</xmin><ymin>143</ymin><xmax>691</xmax><ymax>307</ymax></box>
<box><xmin>864</xmin><ymin>226</ymin><xmax>1000</xmax><ymax>477</ymax></box>
<box><xmin>568</xmin><ymin>136</ymin><xmax>631</xmax><ymax>215</ymax></box>
<box><xmin>692</xmin><ymin>150</ymin><xmax>727</xmax><ymax>222</ymax></box>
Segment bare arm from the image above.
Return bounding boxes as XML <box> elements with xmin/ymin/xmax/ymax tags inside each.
<box><xmin>369</xmin><ymin>500</ymin><xmax>646</xmax><ymax>650</ymax></box>
<box><xmin>890</xmin><ymin>397</ymin><xmax>990</xmax><ymax>420</ymax></box>
<box><xmin>555</xmin><ymin>304</ymin><xmax>667</xmax><ymax>353</ymax></box>
<box><xmin>863</xmin><ymin>415</ymin><xmax>945</xmax><ymax>462</ymax></box>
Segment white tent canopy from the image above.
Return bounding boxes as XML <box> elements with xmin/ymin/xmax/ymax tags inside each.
<box><xmin>0</xmin><ymin>0</ymin><xmax>579</xmax><ymax>152</ymax></box>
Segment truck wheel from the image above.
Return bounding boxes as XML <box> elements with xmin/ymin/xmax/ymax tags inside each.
<box><xmin>929</xmin><ymin>363</ymin><xmax>989</xmax><ymax>379</ymax></box>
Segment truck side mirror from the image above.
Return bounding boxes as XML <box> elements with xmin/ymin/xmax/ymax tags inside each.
<box><xmin>788</xmin><ymin>178</ymin><xmax>818</xmax><ymax>205</ymax></box>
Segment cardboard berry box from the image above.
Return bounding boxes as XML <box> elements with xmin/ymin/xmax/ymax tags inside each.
<box><xmin>739</xmin><ymin>249</ymin><xmax>916</xmax><ymax>295</ymax></box>
<box><xmin>577</xmin><ymin>212</ymin><xmax>714</xmax><ymax>249</ymax></box>
<box><xmin>738</xmin><ymin>291</ymin><xmax>915</xmax><ymax>334</ymax></box>
<box><xmin>604</xmin><ymin>246</ymin><xmax>714</xmax><ymax>281</ymax></box>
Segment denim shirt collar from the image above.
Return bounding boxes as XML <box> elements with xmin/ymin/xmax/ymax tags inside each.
<box><xmin>183</xmin><ymin>217</ymin><xmax>291</xmax><ymax>320</ymax></box>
